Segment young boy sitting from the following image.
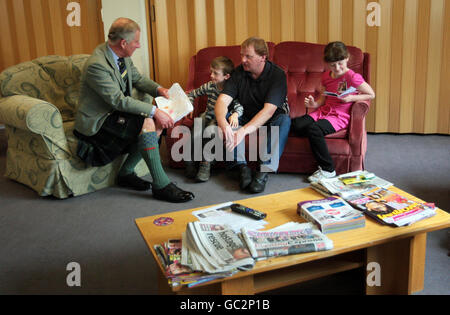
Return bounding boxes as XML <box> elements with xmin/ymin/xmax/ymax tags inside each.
<box><xmin>184</xmin><ymin>56</ymin><xmax>243</xmax><ymax>182</ymax></box>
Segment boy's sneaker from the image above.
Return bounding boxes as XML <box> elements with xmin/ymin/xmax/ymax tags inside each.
<box><xmin>307</xmin><ymin>167</ymin><xmax>336</xmax><ymax>183</ymax></box>
<box><xmin>196</xmin><ymin>162</ymin><xmax>211</xmax><ymax>182</ymax></box>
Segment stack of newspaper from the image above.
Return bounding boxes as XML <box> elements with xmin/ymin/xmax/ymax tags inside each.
<box><xmin>241</xmin><ymin>223</ymin><xmax>333</xmax><ymax>260</ymax></box>
<box><xmin>181</xmin><ymin>222</ymin><xmax>255</xmax><ymax>274</ymax></box>
<box><xmin>153</xmin><ymin>239</ymin><xmax>234</xmax><ymax>287</ymax></box>
<box><xmin>310</xmin><ymin>170</ymin><xmax>393</xmax><ymax>199</ymax></box>
<box><xmin>345</xmin><ymin>187</ymin><xmax>436</xmax><ymax>227</ymax></box>
<box><xmin>297</xmin><ymin>197</ymin><xmax>366</xmax><ymax>233</ymax></box>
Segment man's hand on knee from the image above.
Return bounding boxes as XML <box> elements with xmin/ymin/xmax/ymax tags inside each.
<box><xmin>153</xmin><ymin>108</ymin><xmax>174</xmax><ymax>129</ymax></box>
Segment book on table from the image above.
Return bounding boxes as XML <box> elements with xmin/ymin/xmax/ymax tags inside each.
<box><xmin>297</xmin><ymin>197</ymin><xmax>366</xmax><ymax>234</ymax></box>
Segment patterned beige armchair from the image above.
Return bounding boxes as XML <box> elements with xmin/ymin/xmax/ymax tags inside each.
<box><xmin>0</xmin><ymin>55</ymin><xmax>149</xmax><ymax>198</ymax></box>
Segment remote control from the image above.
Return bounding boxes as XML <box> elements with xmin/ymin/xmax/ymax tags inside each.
<box><xmin>230</xmin><ymin>203</ymin><xmax>267</xmax><ymax>220</ymax></box>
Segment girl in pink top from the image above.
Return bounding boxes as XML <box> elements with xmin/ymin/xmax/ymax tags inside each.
<box><xmin>292</xmin><ymin>41</ymin><xmax>375</xmax><ymax>182</ymax></box>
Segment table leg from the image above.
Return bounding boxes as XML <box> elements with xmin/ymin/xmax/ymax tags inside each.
<box><xmin>366</xmin><ymin>233</ymin><xmax>427</xmax><ymax>294</ymax></box>
<box><xmin>157</xmin><ymin>268</ymin><xmax>174</xmax><ymax>295</ymax></box>
<box><xmin>408</xmin><ymin>233</ymin><xmax>427</xmax><ymax>293</ymax></box>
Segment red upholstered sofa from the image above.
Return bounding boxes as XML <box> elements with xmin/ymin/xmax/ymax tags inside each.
<box><xmin>165</xmin><ymin>41</ymin><xmax>371</xmax><ymax>175</ymax></box>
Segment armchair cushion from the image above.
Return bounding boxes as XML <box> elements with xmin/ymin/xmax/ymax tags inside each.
<box><xmin>0</xmin><ymin>55</ymin><xmax>88</xmax><ymax>122</ymax></box>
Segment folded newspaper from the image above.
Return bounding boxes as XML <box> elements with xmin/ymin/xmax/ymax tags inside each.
<box><xmin>182</xmin><ymin>222</ymin><xmax>255</xmax><ymax>274</ymax></box>
<box><xmin>191</xmin><ymin>202</ymin><xmax>268</xmax><ymax>233</ymax></box>
<box><xmin>311</xmin><ymin>170</ymin><xmax>393</xmax><ymax>199</ymax></box>
<box><xmin>345</xmin><ymin>187</ymin><xmax>436</xmax><ymax>227</ymax></box>
<box><xmin>297</xmin><ymin>197</ymin><xmax>365</xmax><ymax>234</ymax></box>
<box><xmin>155</xmin><ymin>83</ymin><xmax>193</xmax><ymax>122</ymax></box>
<box><xmin>154</xmin><ymin>239</ymin><xmax>234</xmax><ymax>287</ymax></box>
<box><xmin>241</xmin><ymin>223</ymin><xmax>333</xmax><ymax>260</ymax></box>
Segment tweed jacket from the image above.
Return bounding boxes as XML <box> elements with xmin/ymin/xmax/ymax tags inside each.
<box><xmin>75</xmin><ymin>42</ymin><xmax>159</xmax><ymax>136</ymax></box>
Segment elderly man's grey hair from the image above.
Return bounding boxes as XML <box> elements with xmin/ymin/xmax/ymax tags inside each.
<box><xmin>107</xmin><ymin>18</ymin><xmax>140</xmax><ymax>44</ymax></box>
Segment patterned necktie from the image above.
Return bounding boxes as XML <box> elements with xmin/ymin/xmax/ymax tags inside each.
<box><xmin>117</xmin><ymin>57</ymin><xmax>130</xmax><ymax>96</ymax></box>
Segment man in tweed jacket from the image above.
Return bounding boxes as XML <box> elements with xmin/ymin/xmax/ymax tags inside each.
<box><xmin>74</xmin><ymin>17</ymin><xmax>194</xmax><ymax>203</ymax></box>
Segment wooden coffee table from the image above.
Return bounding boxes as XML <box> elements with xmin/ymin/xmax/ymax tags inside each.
<box><xmin>135</xmin><ymin>187</ymin><xmax>450</xmax><ymax>295</ymax></box>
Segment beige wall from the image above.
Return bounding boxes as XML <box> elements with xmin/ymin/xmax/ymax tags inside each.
<box><xmin>101</xmin><ymin>0</ymin><xmax>152</xmax><ymax>78</ymax></box>
<box><xmin>0</xmin><ymin>0</ymin><xmax>104</xmax><ymax>71</ymax></box>
<box><xmin>0</xmin><ymin>0</ymin><xmax>448</xmax><ymax>134</ymax></box>
<box><xmin>0</xmin><ymin>0</ymin><xmax>104</xmax><ymax>129</ymax></box>
<box><xmin>0</xmin><ymin>0</ymin><xmax>152</xmax><ymax>77</ymax></box>
<box><xmin>150</xmin><ymin>0</ymin><xmax>449</xmax><ymax>134</ymax></box>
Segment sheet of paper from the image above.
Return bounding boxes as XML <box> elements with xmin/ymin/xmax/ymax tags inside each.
<box><xmin>155</xmin><ymin>83</ymin><xmax>193</xmax><ymax>122</ymax></box>
<box><xmin>192</xmin><ymin>202</ymin><xmax>268</xmax><ymax>233</ymax></box>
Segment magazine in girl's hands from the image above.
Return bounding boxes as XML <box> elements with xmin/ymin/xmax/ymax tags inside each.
<box><xmin>323</xmin><ymin>86</ymin><xmax>357</xmax><ymax>97</ymax></box>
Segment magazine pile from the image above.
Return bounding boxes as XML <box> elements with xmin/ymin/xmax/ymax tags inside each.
<box><xmin>297</xmin><ymin>197</ymin><xmax>365</xmax><ymax>233</ymax></box>
<box><xmin>310</xmin><ymin>170</ymin><xmax>437</xmax><ymax>227</ymax></box>
<box><xmin>241</xmin><ymin>223</ymin><xmax>333</xmax><ymax>260</ymax></box>
<box><xmin>310</xmin><ymin>170</ymin><xmax>393</xmax><ymax>199</ymax></box>
<box><xmin>346</xmin><ymin>187</ymin><xmax>436</xmax><ymax>227</ymax></box>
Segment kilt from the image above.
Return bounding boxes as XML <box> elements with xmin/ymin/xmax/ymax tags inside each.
<box><xmin>74</xmin><ymin>111</ymin><xmax>145</xmax><ymax>166</ymax></box>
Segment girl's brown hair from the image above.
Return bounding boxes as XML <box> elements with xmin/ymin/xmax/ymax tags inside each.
<box><xmin>323</xmin><ymin>41</ymin><xmax>349</xmax><ymax>63</ymax></box>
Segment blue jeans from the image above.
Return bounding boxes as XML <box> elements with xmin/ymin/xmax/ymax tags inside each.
<box><xmin>229</xmin><ymin>113</ymin><xmax>291</xmax><ymax>172</ymax></box>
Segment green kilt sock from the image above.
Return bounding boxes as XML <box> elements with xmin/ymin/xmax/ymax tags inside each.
<box><xmin>118</xmin><ymin>144</ymin><xmax>142</xmax><ymax>177</ymax></box>
<box><xmin>138</xmin><ymin>131</ymin><xmax>170</xmax><ymax>189</ymax></box>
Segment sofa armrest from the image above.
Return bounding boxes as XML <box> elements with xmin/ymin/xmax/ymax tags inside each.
<box><xmin>0</xmin><ymin>95</ymin><xmax>71</xmax><ymax>158</ymax></box>
<box><xmin>363</xmin><ymin>52</ymin><xmax>371</xmax><ymax>84</ymax></box>
<box><xmin>348</xmin><ymin>100</ymin><xmax>370</xmax><ymax>156</ymax></box>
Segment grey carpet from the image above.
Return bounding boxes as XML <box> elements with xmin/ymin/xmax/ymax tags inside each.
<box><xmin>0</xmin><ymin>133</ymin><xmax>448</xmax><ymax>294</ymax></box>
